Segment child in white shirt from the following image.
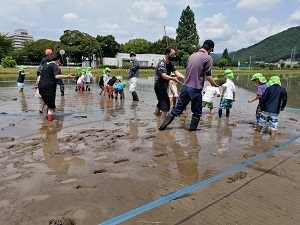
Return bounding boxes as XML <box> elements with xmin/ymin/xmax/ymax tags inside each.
<box><xmin>219</xmin><ymin>69</ymin><xmax>236</xmax><ymax>118</ymax></box>
<box><xmin>202</xmin><ymin>83</ymin><xmax>220</xmax><ymax>114</ymax></box>
<box><xmin>84</xmin><ymin>67</ymin><xmax>93</xmax><ymax>91</ymax></box>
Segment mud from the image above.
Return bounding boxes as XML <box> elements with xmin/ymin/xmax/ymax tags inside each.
<box><xmin>0</xmin><ymin>79</ymin><xmax>300</xmax><ymax>225</ymax></box>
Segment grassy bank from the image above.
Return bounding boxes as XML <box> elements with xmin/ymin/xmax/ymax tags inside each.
<box><xmin>0</xmin><ymin>67</ymin><xmax>299</xmax><ymax>80</ymax></box>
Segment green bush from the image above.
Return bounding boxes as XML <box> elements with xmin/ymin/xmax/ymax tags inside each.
<box><xmin>1</xmin><ymin>56</ymin><xmax>17</xmax><ymax>68</ymax></box>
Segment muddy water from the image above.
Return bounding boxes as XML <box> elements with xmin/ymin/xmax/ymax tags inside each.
<box><xmin>0</xmin><ymin>77</ymin><xmax>300</xmax><ymax>224</ymax></box>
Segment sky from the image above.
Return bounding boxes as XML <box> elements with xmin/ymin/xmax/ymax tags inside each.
<box><xmin>0</xmin><ymin>0</ymin><xmax>300</xmax><ymax>53</ymax></box>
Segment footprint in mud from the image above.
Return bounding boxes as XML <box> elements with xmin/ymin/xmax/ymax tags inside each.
<box><xmin>131</xmin><ymin>146</ymin><xmax>142</xmax><ymax>151</ymax></box>
<box><xmin>73</xmin><ymin>115</ymin><xmax>87</xmax><ymax>119</ymax></box>
<box><xmin>0</xmin><ymin>137</ymin><xmax>15</xmax><ymax>142</ymax></box>
<box><xmin>94</xmin><ymin>169</ymin><xmax>108</xmax><ymax>174</ymax></box>
<box><xmin>75</xmin><ymin>184</ymin><xmax>97</xmax><ymax>189</ymax></box>
<box><xmin>154</xmin><ymin>153</ymin><xmax>168</xmax><ymax>157</ymax></box>
<box><xmin>227</xmin><ymin>171</ymin><xmax>248</xmax><ymax>183</ymax></box>
<box><xmin>49</xmin><ymin>217</ymin><xmax>75</xmax><ymax>225</ymax></box>
<box><xmin>242</xmin><ymin>152</ymin><xmax>257</xmax><ymax>159</ymax></box>
<box><xmin>114</xmin><ymin>158</ymin><xmax>129</xmax><ymax>164</ymax></box>
<box><xmin>142</xmin><ymin>134</ymin><xmax>157</xmax><ymax>140</ymax></box>
<box><xmin>145</xmin><ymin>127</ymin><xmax>157</xmax><ymax>133</ymax></box>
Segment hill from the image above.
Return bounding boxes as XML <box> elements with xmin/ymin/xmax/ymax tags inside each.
<box><xmin>228</xmin><ymin>26</ymin><xmax>300</xmax><ymax>63</ymax></box>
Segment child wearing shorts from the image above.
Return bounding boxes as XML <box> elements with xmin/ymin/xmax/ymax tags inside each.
<box><xmin>218</xmin><ymin>69</ymin><xmax>236</xmax><ymax>118</ymax></box>
<box><xmin>248</xmin><ymin>73</ymin><xmax>268</xmax><ymax>123</ymax></box>
<box><xmin>202</xmin><ymin>83</ymin><xmax>220</xmax><ymax>114</ymax></box>
<box><xmin>256</xmin><ymin>76</ymin><xmax>287</xmax><ymax>138</ymax></box>
<box><xmin>16</xmin><ymin>66</ymin><xmax>27</xmax><ymax>92</ymax></box>
<box><xmin>113</xmin><ymin>77</ymin><xmax>126</xmax><ymax>100</ymax></box>
<box><xmin>106</xmin><ymin>76</ymin><xmax>118</xmax><ymax>99</ymax></box>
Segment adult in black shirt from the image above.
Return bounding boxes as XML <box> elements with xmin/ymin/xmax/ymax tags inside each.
<box><xmin>38</xmin><ymin>53</ymin><xmax>75</xmax><ymax>121</ymax></box>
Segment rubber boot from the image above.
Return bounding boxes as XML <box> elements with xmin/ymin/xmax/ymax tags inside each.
<box><xmin>226</xmin><ymin>109</ymin><xmax>230</xmax><ymax>117</ymax></box>
<box><xmin>218</xmin><ymin>109</ymin><xmax>222</xmax><ymax>118</ymax></box>
<box><xmin>132</xmin><ymin>91</ymin><xmax>139</xmax><ymax>101</ymax></box>
<box><xmin>188</xmin><ymin>116</ymin><xmax>200</xmax><ymax>131</ymax></box>
<box><xmin>159</xmin><ymin>114</ymin><xmax>174</xmax><ymax>131</ymax></box>
<box><xmin>60</xmin><ymin>86</ymin><xmax>65</xmax><ymax>96</ymax></box>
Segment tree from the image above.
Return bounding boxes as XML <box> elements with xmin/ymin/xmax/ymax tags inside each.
<box><xmin>60</xmin><ymin>30</ymin><xmax>99</xmax><ymax>65</ymax></box>
<box><xmin>0</xmin><ymin>34</ymin><xmax>14</xmax><ymax>61</ymax></box>
<box><xmin>221</xmin><ymin>48</ymin><xmax>232</xmax><ymax>65</ymax></box>
<box><xmin>120</xmin><ymin>38</ymin><xmax>152</xmax><ymax>54</ymax></box>
<box><xmin>1</xmin><ymin>56</ymin><xmax>17</xmax><ymax>68</ymax></box>
<box><xmin>259</xmin><ymin>62</ymin><xmax>266</xmax><ymax>69</ymax></box>
<box><xmin>218</xmin><ymin>58</ymin><xmax>229</xmax><ymax>69</ymax></box>
<box><xmin>21</xmin><ymin>39</ymin><xmax>61</xmax><ymax>63</ymax></box>
<box><xmin>152</xmin><ymin>36</ymin><xmax>177</xmax><ymax>54</ymax></box>
<box><xmin>176</xmin><ymin>6</ymin><xmax>199</xmax><ymax>48</ymax></box>
<box><xmin>95</xmin><ymin>35</ymin><xmax>120</xmax><ymax>58</ymax></box>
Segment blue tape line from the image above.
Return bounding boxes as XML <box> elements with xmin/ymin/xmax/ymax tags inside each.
<box><xmin>99</xmin><ymin>134</ymin><xmax>300</xmax><ymax>225</ymax></box>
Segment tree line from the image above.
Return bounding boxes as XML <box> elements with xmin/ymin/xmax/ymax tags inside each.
<box><xmin>1</xmin><ymin>6</ymin><xmax>202</xmax><ymax>68</ymax></box>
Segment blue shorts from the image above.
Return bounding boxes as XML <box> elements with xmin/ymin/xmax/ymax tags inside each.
<box><xmin>219</xmin><ymin>98</ymin><xmax>233</xmax><ymax>109</ymax></box>
<box><xmin>17</xmin><ymin>82</ymin><xmax>24</xmax><ymax>88</ymax></box>
<box><xmin>258</xmin><ymin>111</ymin><xmax>278</xmax><ymax>130</ymax></box>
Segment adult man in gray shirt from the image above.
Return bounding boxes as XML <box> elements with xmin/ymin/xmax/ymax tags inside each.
<box><xmin>159</xmin><ymin>40</ymin><xmax>219</xmax><ymax>131</ymax></box>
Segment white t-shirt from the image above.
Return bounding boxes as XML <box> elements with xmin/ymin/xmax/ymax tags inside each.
<box><xmin>85</xmin><ymin>72</ymin><xmax>93</xmax><ymax>82</ymax></box>
<box><xmin>222</xmin><ymin>79</ymin><xmax>236</xmax><ymax>100</ymax></box>
<box><xmin>77</xmin><ymin>75</ymin><xmax>86</xmax><ymax>85</ymax></box>
<box><xmin>103</xmin><ymin>74</ymin><xmax>109</xmax><ymax>85</ymax></box>
<box><xmin>202</xmin><ymin>85</ymin><xmax>220</xmax><ymax>102</ymax></box>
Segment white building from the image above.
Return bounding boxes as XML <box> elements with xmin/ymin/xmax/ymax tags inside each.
<box><xmin>103</xmin><ymin>53</ymin><xmax>164</xmax><ymax>67</ymax></box>
<box><xmin>2</xmin><ymin>29</ymin><xmax>34</xmax><ymax>48</ymax></box>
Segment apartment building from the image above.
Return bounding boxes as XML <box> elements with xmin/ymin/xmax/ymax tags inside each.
<box><xmin>2</xmin><ymin>29</ymin><xmax>34</xmax><ymax>48</ymax></box>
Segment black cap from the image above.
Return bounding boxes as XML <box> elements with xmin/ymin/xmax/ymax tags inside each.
<box><xmin>202</xmin><ymin>40</ymin><xmax>214</xmax><ymax>50</ymax></box>
<box><xmin>130</xmin><ymin>52</ymin><xmax>136</xmax><ymax>57</ymax></box>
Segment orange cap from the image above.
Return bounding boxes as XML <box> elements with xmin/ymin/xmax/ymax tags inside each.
<box><xmin>45</xmin><ymin>49</ymin><xmax>52</xmax><ymax>55</ymax></box>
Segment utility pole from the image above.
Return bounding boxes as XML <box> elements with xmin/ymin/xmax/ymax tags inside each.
<box><xmin>249</xmin><ymin>55</ymin><xmax>251</xmax><ymax>69</ymax></box>
<box><xmin>164</xmin><ymin>26</ymin><xmax>168</xmax><ymax>47</ymax></box>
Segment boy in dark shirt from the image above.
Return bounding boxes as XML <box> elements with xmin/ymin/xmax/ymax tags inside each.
<box><xmin>256</xmin><ymin>76</ymin><xmax>287</xmax><ymax>138</ymax></box>
<box><xmin>106</xmin><ymin>76</ymin><xmax>117</xmax><ymax>99</ymax></box>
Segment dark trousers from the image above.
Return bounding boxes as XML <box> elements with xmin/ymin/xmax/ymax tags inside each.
<box><xmin>171</xmin><ymin>85</ymin><xmax>203</xmax><ymax>118</ymax></box>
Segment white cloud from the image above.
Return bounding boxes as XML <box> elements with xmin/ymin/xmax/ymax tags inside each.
<box><xmin>96</xmin><ymin>19</ymin><xmax>125</xmax><ymax>35</ymax></box>
<box><xmin>288</xmin><ymin>8</ymin><xmax>300</xmax><ymax>22</ymax></box>
<box><xmin>246</xmin><ymin>16</ymin><xmax>259</xmax><ymax>29</ymax></box>
<box><xmin>130</xmin><ymin>0</ymin><xmax>167</xmax><ymax>24</ymax></box>
<box><xmin>236</xmin><ymin>0</ymin><xmax>282</xmax><ymax>11</ymax></box>
<box><xmin>164</xmin><ymin>26</ymin><xmax>176</xmax><ymax>38</ymax></box>
<box><xmin>172</xmin><ymin>0</ymin><xmax>204</xmax><ymax>8</ymax></box>
<box><xmin>63</xmin><ymin>13</ymin><xmax>79</xmax><ymax>22</ymax></box>
<box><xmin>198</xmin><ymin>13</ymin><xmax>232</xmax><ymax>41</ymax></box>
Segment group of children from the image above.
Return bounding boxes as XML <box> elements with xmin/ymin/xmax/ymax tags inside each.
<box><xmin>98</xmin><ymin>67</ymin><xmax>126</xmax><ymax>100</ymax></box>
<box><xmin>75</xmin><ymin>67</ymin><xmax>93</xmax><ymax>91</ymax></box>
<box><xmin>166</xmin><ymin>67</ymin><xmax>287</xmax><ymax>138</ymax></box>
<box><xmin>200</xmin><ymin>69</ymin><xmax>287</xmax><ymax>138</ymax></box>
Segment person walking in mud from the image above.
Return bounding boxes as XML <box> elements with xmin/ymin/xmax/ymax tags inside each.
<box><xmin>154</xmin><ymin>47</ymin><xmax>184</xmax><ymax>118</ymax></box>
<box><xmin>218</xmin><ymin>69</ymin><xmax>236</xmax><ymax>118</ymax></box>
<box><xmin>159</xmin><ymin>40</ymin><xmax>218</xmax><ymax>131</ymax></box>
<box><xmin>248</xmin><ymin>73</ymin><xmax>268</xmax><ymax>124</ymax></box>
<box><xmin>126</xmin><ymin>52</ymin><xmax>140</xmax><ymax>101</ymax></box>
<box><xmin>38</xmin><ymin>53</ymin><xmax>75</xmax><ymax>121</ymax></box>
<box><xmin>16</xmin><ymin>66</ymin><xmax>28</xmax><ymax>92</ymax></box>
<box><xmin>256</xmin><ymin>76</ymin><xmax>287</xmax><ymax>138</ymax></box>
